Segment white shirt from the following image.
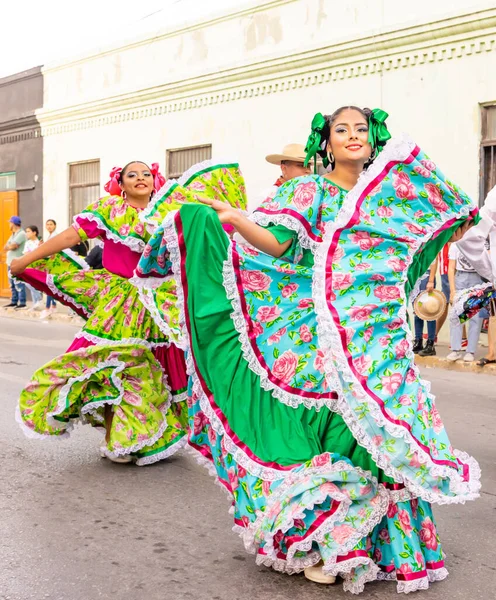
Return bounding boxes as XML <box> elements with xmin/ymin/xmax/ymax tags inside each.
<box><xmin>448</xmin><ymin>242</ymin><xmax>476</xmax><ymax>272</ymax></box>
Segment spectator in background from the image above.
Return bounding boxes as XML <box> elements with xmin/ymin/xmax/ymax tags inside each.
<box><xmin>40</xmin><ymin>218</ymin><xmax>58</xmax><ymax>319</ymax></box>
<box><xmin>24</xmin><ymin>225</ymin><xmax>43</xmax><ymax>310</ymax></box>
<box><xmin>413</xmin><ymin>259</ymin><xmax>438</xmax><ymax>356</ymax></box>
<box><xmin>2</xmin><ymin>216</ymin><xmax>27</xmax><ymax>309</ymax></box>
<box><xmin>447</xmin><ymin>243</ymin><xmax>483</xmax><ymax>362</ymax></box>
<box><xmin>436</xmin><ymin>243</ymin><xmax>451</xmax><ymax>335</ymax></box>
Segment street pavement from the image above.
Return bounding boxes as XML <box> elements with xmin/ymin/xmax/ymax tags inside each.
<box><xmin>1</xmin><ymin>316</ymin><xmax>495</xmax><ymax>600</ymax></box>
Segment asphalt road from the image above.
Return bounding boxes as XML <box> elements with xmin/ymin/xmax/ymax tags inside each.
<box><xmin>1</xmin><ymin>315</ymin><xmax>495</xmax><ymax>600</ymax></box>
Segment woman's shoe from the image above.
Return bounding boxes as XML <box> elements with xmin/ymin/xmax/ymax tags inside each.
<box><xmin>412</xmin><ymin>338</ymin><xmax>423</xmax><ymax>354</ymax></box>
<box><xmin>304</xmin><ymin>563</ymin><xmax>337</xmax><ymax>584</ymax></box>
<box><xmin>99</xmin><ymin>444</ymin><xmax>132</xmax><ymax>464</ymax></box>
<box><xmin>418</xmin><ymin>340</ymin><xmax>436</xmax><ymax>357</ymax></box>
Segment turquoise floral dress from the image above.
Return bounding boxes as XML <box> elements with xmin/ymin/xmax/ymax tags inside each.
<box><xmin>137</xmin><ymin>137</ymin><xmax>481</xmax><ymax>592</ymax></box>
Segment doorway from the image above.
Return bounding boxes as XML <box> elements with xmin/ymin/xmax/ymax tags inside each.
<box><xmin>0</xmin><ymin>191</ymin><xmax>18</xmax><ymax>297</ymax></box>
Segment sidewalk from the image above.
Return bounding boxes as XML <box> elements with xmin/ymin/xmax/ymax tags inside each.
<box><xmin>2</xmin><ymin>301</ymin><xmax>495</xmax><ymax>375</ymax></box>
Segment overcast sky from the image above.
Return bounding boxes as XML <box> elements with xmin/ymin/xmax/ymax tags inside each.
<box><xmin>0</xmin><ymin>0</ymin><xmax>241</xmax><ymax>77</ymax></box>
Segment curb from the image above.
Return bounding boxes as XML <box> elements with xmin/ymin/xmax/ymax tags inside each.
<box><xmin>0</xmin><ymin>306</ymin><xmax>84</xmax><ymax>326</ymax></box>
<box><xmin>415</xmin><ymin>354</ymin><xmax>496</xmax><ymax>376</ymax></box>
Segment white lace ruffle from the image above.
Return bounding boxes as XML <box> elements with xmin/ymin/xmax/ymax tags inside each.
<box><xmin>74</xmin><ymin>330</ymin><xmax>170</xmax><ymax>349</ymax></box>
<box><xmin>222</xmin><ymin>243</ymin><xmax>330</xmax><ymax>411</ymax></box>
<box><xmin>61</xmin><ymin>248</ymin><xmax>90</xmax><ymax>270</ymax></box>
<box><xmin>250</xmin><ymin>211</ymin><xmax>319</xmax><ymax>253</ymax></box>
<box><xmin>450</xmin><ymin>282</ymin><xmax>493</xmax><ymax>325</ymax></box>
<box><xmin>313</xmin><ymin>133</ymin><xmax>481</xmax><ymax>505</ymax></box>
<box><xmin>134</xmin><ymin>433</ymin><xmax>187</xmax><ymax>466</ymax></box>
<box><xmin>74</xmin><ymin>211</ymin><xmax>146</xmax><ymax>253</ymax></box>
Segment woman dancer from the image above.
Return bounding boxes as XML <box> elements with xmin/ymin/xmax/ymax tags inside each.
<box><xmin>12</xmin><ymin>162</ymin><xmax>188</xmax><ymax>465</ymax></box>
<box><xmin>137</xmin><ymin>107</ymin><xmax>480</xmax><ymax>593</ymax></box>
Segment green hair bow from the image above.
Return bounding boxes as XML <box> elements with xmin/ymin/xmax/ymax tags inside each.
<box><xmin>368</xmin><ymin>108</ymin><xmax>391</xmax><ymax>154</ymax></box>
<box><xmin>304</xmin><ymin>112</ymin><xmax>329</xmax><ymax>170</ymax></box>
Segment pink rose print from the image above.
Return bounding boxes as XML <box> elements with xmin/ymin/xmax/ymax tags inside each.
<box><xmin>356</xmin><ymin>262</ymin><xmax>372</xmax><ymax>271</ymax></box>
<box><xmin>134</xmin><ymin>222</ymin><xmax>145</xmax><ymax>236</ymax></box>
<box><xmin>314</xmin><ymin>348</ymin><xmax>330</xmax><ymax>374</ymax></box>
<box><xmin>393</xmin><ymin>171</ymin><xmax>417</xmax><ymax>200</ymax></box>
<box><xmin>374</xmin><ymin>285</ymin><xmax>401</xmax><ymax>301</ymax></box>
<box><xmin>237</xmin><ymin>466</ymin><xmax>247</xmax><ymax>479</ymax></box>
<box><xmin>303</xmin><ymin>380</ymin><xmax>315</xmax><ymax>389</ymax></box>
<box><xmin>372</xmin><ymin>435</ymin><xmax>383</xmax><ymax>447</ymax></box>
<box><xmin>240</xmin><ymin>270</ymin><xmax>272</xmax><ymax>292</ymax></box>
<box><xmin>349</xmin><ymin>230</ymin><xmax>383</xmax><ymax>251</ymax></box>
<box><xmin>353</xmin><ymin>354</ymin><xmax>372</xmax><ymax>376</ymax></box>
<box><xmin>323</xmin><ymin>182</ymin><xmax>340</xmax><ymax>196</ymax></box>
<box><xmin>276</xmin><ymin>265</ymin><xmax>296</xmax><ymax>274</ymax></box>
<box><xmin>414</xmin><ymin>165</ymin><xmax>431</xmax><ymax>178</ymax></box>
<box><xmin>425</xmin><ymin>183</ymin><xmax>448</xmax><ymax>212</ymax></box>
<box><xmin>415</xmin><ymin>551</ymin><xmax>425</xmax><ymax>568</ymax></box>
<box><xmin>333</xmin><ymin>272</ymin><xmax>355</xmax><ymax>291</ymax></box>
<box><xmin>311</xmin><ymin>452</ymin><xmax>331</xmax><ymax>467</ymax></box>
<box><xmin>410</xmin><ymin>498</ymin><xmax>419</xmax><ymax>519</ymax></box>
<box><xmin>379</xmin><ymin>335</ymin><xmax>391</xmax><ymax>347</ymax></box>
<box><xmin>406</xmin><ymin>368</ymin><xmax>417</xmax><ymax>384</ymax></box>
<box><xmin>395</xmin><ymin>338</ymin><xmax>410</xmax><ymax>360</ymax></box>
<box><xmin>207</xmin><ymin>426</ymin><xmax>217</xmax><ymax>445</ymax></box>
<box><xmin>360</xmin><ymin>209</ymin><xmax>374</xmax><ymax>225</ymax></box>
<box><xmin>370</xmin><ymin>274</ymin><xmax>385</xmax><ymax>282</ymax></box>
<box><xmin>398</xmin><ymin>509</ymin><xmax>413</xmax><ymax>536</ymax></box>
<box><xmin>409</xmin><ymin>452</ymin><xmax>422</xmax><ymax>468</ymax></box>
<box><xmin>363</xmin><ymin>327</ymin><xmax>374</xmax><ymax>342</ymax></box>
<box><xmin>241</xmin><ymin>245</ymin><xmax>260</xmax><ymax>257</ymax></box>
<box><xmin>272</xmin><ymin>350</ymin><xmax>299</xmax><ymax>383</ymax></box>
<box><xmin>431</xmin><ymin>404</ymin><xmax>444</xmax><ymax>434</ymax></box>
<box><xmin>419</xmin><ymin>517</ymin><xmax>438</xmax><ymax>550</ymax></box>
<box><xmin>347</xmin><ymin>304</ymin><xmax>377</xmax><ymax>321</ymax></box>
<box><xmin>332</xmin><ymin>245</ymin><xmax>345</xmax><ymax>263</ymax></box>
<box><xmin>193</xmin><ymin>412</ymin><xmax>209</xmax><ymax>436</ymax></box>
<box><xmin>143</xmin><ymin>244</ymin><xmax>152</xmax><ymax>258</ymax></box>
<box><xmin>398</xmin><ymin>564</ymin><xmax>413</xmax><ymax>576</ymax></box>
<box><xmin>421</xmin><ymin>159</ymin><xmax>436</xmax><ymax>172</ymax></box>
<box><xmin>123</xmin><ymin>390</ymin><xmax>141</xmax><ymax>406</ymax></box>
<box><xmin>387</xmin><ymin>501</ymin><xmax>398</xmax><ymax>519</ymax></box>
<box><xmin>381</xmin><ymin>372</ymin><xmax>402</xmax><ymax>395</ymax></box>
<box><xmin>267</xmin><ymin>327</ymin><xmax>287</xmax><ymax>345</ymax></box>
<box><xmin>405</xmin><ymin>222</ymin><xmax>427</xmax><ymax>236</ymax></box>
<box><xmin>398</xmin><ymin>394</ymin><xmax>413</xmax><ymax>406</ymax></box>
<box><xmin>118</xmin><ymin>224</ymin><xmax>131</xmax><ymax>236</ymax></box>
<box><xmin>374</xmin><ymin>548</ymin><xmax>383</xmax><ymax>563</ymax></box>
<box><xmin>414</xmin><ymin>210</ymin><xmax>424</xmax><ymax>219</ymax></box>
<box><xmin>262</xmin><ymin>201</ymin><xmax>280</xmax><ymax>211</ymax></box>
<box><xmin>332</xmin><ymin>524</ymin><xmax>355</xmax><ymax>545</ymax></box>
<box><xmin>262</xmin><ymin>480</ymin><xmax>271</xmax><ymax>496</ymax></box>
<box><xmin>344</xmin><ymin>327</ymin><xmax>355</xmax><ymax>346</ymax></box>
<box><xmin>297</xmin><ymin>298</ymin><xmax>314</xmax><ymax>309</ymax></box>
<box><xmin>387</xmin><ymin>258</ymin><xmax>407</xmax><ymax>272</ymax></box>
<box><xmin>378</xmin><ymin>527</ymin><xmax>390</xmax><ymax>543</ymax></box>
<box><xmin>386</xmin><ymin>247</ymin><xmax>395</xmax><ymax>255</ymax></box>
<box><xmin>251</xmin><ymin>320</ymin><xmax>264</xmax><ymax>337</ymax></box>
<box><xmin>227</xmin><ymin>467</ymin><xmax>239</xmax><ymax>491</ymax></box>
<box><xmin>377</xmin><ymin>205</ymin><xmax>394</xmax><ymax>218</ymax></box>
<box><xmin>256</xmin><ymin>305</ymin><xmax>281</xmax><ymax>322</ymax></box>
<box><xmin>291</xmin><ymin>181</ymin><xmax>317</xmax><ymax>211</ymax></box>
<box><xmin>386</xmin><ymin>318</ymin><xmax>403</xmax><ymax>330</ymax></box>
<box><xmin>281</xmin><ymin>283</ymin><xmax>299</xmax><ymax>298</ymax></box>
<box><xmin>299</xmin><ymin>324</ymin><xmax>313</xmax><ymax>343</ymax></box>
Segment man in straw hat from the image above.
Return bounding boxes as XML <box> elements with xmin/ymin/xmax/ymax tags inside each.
<box><xmin>265</xmin><ymin>143</ymin><xmax>312</xmax><ymax>184</ymax></box>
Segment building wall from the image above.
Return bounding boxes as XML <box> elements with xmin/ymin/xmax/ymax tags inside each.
<box><xmin>0</xmin><ymin>67</ymin><xmax>44</xmax><ymax>227</ymax></box>
<box><xmin>39</xmin><ymin>0</ymin><xmax>496</xmax><ymax>226</ymax></box>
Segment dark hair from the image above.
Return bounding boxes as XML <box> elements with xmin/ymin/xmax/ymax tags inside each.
<box><xmin>26</xmin><ymin>225</ymin><xmax>39</xmax><ymax>236</ymax></box>
<box><xmin>118</xmin><ymin>161</ymin><xmax>151</xmax><ymax>183</ymax></box>
<box><xmin>46</xmin><ymin>219</ymin><xmax>57</xmax><ymax>226</ymax></box>
<box><xmin>321</xmin><ymin>106</ymin><xmax>374</xmax><ymax>168</ymax></box>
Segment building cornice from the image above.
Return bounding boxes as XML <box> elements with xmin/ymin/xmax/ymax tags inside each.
<box><xmin>38</xmin><ymin>7</ymin><xmax>496</xmax><ymax>135</ymax></box>
<box><xmin>0</xmin><ymin>114</ymin><xmax>41</xmax><ymax>145</ymax></box>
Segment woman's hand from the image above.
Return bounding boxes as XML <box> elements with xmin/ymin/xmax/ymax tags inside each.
<box><xmin>426</xmin><ymin>281</ymin><xmax>435</xmax><ymax>293</ymax></box>
<box><xmin>449</xmin><ymin>290</ymin><xmax>456</xmax><ymax>305</ymax></box>
<box><xmin>10</xmin><ymin>256</ymin><xmax>29</xmax><ymax>277</ymax></box>
<box><xmin>199</xmin><ymin>198</ymin><xmax>240</xmax><ymax>225</ymax></box>
<box><xmin>450</xmin><ymin>221</ymin><xmax>473</xmax><ymax>243</ymax></box>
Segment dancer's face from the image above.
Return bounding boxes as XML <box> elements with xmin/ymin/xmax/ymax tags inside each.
<box><xmin>328</xmin><ymin>109</ymin><xmax>372</xmax><ymax>168</ymax></box>
<box><xmin>120</xmin><ymin>162</ymin><xmax>154</xmax><ymax>199</ymax></box>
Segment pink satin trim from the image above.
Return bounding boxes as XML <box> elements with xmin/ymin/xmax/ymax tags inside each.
<box><xmin>255</xmin><ymin>207</ymin><xmax>322</xmax><ymax>242</ymax></box>
<box><xmin>285</xmin><ymin>501</ymin><xmax>340</xmax><ymax>549</ymax></box>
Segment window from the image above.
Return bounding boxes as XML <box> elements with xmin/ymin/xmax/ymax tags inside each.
<box><xmin>0</xmin><ymin>172</ymin><xmax>16</xmax><ymax>191</ymax></box>
<box><xmin>166</xmin><ymin>144</ymin><xmax>212</xmax><ymax>179</ymax></box>
<box><xmin>69</xmin><ymin>160</ymin><xmax>100</xmax><ymax>220</ymax></box>
<box><xmin>481</xmin><ymin>105</ymin><xmax>496</xmax><ymax>204</ymax></box>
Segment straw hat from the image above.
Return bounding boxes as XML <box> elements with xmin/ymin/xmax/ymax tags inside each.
<box><xmin>413</xmin><ymin>289</ymin><xmax>447</xmax><ymax>321</ymax></box>
<box><xmin>265</xmin><ymin>143</ymin><xmax>308</xmax><ymax>165</ymax></box>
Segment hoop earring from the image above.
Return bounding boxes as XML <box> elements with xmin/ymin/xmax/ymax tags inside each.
<box><xmin>122</xmin><ymin>191</ymin><xmax>127</xmax><ymax>200</ymax></box>
<box><xmin>327</xmin><ymin>150</ymin><xmax>335</xmax><ymax>164</ymax></box>
<box><xmin>369</xmin><ymin>149</ymin><xmax>376</xmax><ymax>161</ymax></box>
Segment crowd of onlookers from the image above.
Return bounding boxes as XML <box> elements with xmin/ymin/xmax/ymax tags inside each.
<box><xmin>413</xmin><ymin>241</ymin><xmax>493</xmax><ymax>366</ymax></box>
<box><xmin>2</xmin><ymin>215</ymin><xmax>102</xmax><ymax>320</ymax></box>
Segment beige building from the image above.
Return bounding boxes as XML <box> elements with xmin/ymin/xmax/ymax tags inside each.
<box><xmin>38</xmin><ymin>0</ymin><xmax>496</xmax><ymax>225</ymax></box>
